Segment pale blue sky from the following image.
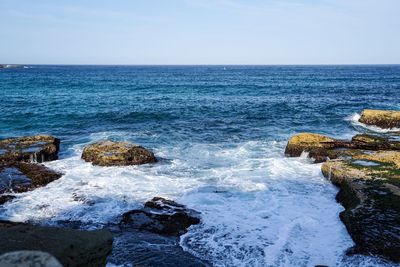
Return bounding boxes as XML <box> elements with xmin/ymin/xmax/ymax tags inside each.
<box><xmin>1</xmin><ymin>0</ymin><xmax>399</xmax><ymax>64</ymax></box>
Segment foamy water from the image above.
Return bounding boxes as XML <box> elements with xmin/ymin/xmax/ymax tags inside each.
<box><xmin>0</xmin><ymin>132</ymin><xmax>395</xmax><ymax>267</ymax></box>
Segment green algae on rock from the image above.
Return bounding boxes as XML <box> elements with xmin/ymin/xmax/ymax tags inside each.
<box><xmin>321</xmin><ymin>151</ymin><xmax>400</xmax><ymax>262</ymax></box>
<box><xmin>0</xmin><ymin>135</ymin><xmax>60</xmax><ymax>163</ymax></box>
<box><xmin>359</xmin><ymin>109</ymin><xmax>400</xmax><ymax>129</ymax></box>
<box><xmin>82</xmin><ymin>140</ymin><xmax>157</xmax><ymax>166</ymax></box>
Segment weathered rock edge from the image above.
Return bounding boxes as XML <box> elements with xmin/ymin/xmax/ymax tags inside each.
<box><xmin>82</xmin><ymin>140</ymin><xmax>157</xmax><ymax>166</ymax></box>
<box><xmin>359</xmin><ymin>109</ymin><xmax>400</xmax><ymax>129</ymax></box>
<box><xmin>0</xmin><ymin>220</ymin><xmax>113</xmax><ymax>267</ymax></box>
<box><xmin>0</xmin><ymin>135</ymin><xmax>60</xmax><ymax>163</ymax></box>
<box><xmin>321</xmin><ymin>155</ymin><xmax>400</xmax><ymax>262</ymax></box>
<box><xmin>285</xmin><ymin>133</ymin><xmax>400</xmax><ymax>163</ymax></box>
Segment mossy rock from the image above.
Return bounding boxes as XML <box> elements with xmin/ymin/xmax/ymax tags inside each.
<box><xmin>359</xmin><ymin>109</ymin><xmax>400</xmax><ymax>129</ymax></box>
<box><xmin>0</xmin><ymin>135</ymin><xmax>60</xmax><ymax>163</ymax></box>
<box><xmin>285</xmin><ymin>133</ymin><xmax>353</xmax><ymax>162</ymax></box>
<box><xmin>321</xmin><ymin>151</ymin><xmax>400</xmax><ymax>262</ymax></box>
<box><xmin>351</xmin><ymin>134</ymin><xmax>400</xmax><ymax>150</ymax></box>
<box><xmin>82</xmin><ymin>140</ymin><xmax>157</xmax><ymax>166</ymax></box>
<box><xmin>284</xmin><ymin>133</ymin><xmax>351</xmax><ymax>160</ymax></box>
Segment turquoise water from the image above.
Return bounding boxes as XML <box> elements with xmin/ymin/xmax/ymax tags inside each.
<box><xmin>1</xmin><ymin>65</ymin><xmax>399</xmax><ymax>266</ymax></box>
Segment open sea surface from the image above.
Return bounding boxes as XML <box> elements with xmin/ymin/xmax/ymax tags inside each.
<box><xmin>1</xmin><ymin>65</ymin><xmax>400</xmax><ymax>266</ymax></box>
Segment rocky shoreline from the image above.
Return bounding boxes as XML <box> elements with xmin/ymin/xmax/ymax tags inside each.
<box><xmin>285</xmin><ymin>109</ymin><xmax>400</xmax><ymax>263</ymax></box>
<box><xmin>0</xmin><ymin>108</ymin><xmax>399</xmax><ymax>265</ymax></box>
<box><xmin>0</xmin><ymin>135</ymin><xmax>198</xmax><ymax>266</ymax></box>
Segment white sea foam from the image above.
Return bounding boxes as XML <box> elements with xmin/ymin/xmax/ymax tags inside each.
<box><xmin>348</xmin><ymin>113</ymin><xmax>400</xmax><ymax>133</ymax></box>
<box><xmin>0</xmin><ymin>133</ymin><xmax>396</xmax><ymax>266</ymax></box>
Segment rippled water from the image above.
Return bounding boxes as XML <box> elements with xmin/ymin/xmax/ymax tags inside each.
<box><xmin>1</xmin><ymin>65</ymin><xmax>399</xmax><ymax>266</ymax></box>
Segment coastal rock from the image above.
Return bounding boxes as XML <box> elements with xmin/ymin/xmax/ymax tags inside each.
<box><xmin>0</xmin><ymin>161</ymin><xmax>62</xmax><ymax>195</ymax></box>
<box><xmin>120</xmin><ymin>197</ymin><xmax>200</xmax><ymax>236</ymax></box>
<box><xmin>82</xmin><ymin>140</ymin><xmax>156</xmax><ymax>166</ymax></box>
<box><xmin>0</xmin><ymin>251</ymin><xmax>62</xmax><ymax>267</ymax></box>
<box><xmin>321</xmin><ymin>151</ymin><xmax>400</xmax><ymax>262</ymax></box>
<box><xmin>0</xmin><ymin>135</ymin><xmax>60</xmax><ymax>163</ymax></box>
<box><xmin>284</xmin><ymin>133</ymin><xmax>350</xmax><ymax>162</ymax></box>
<box><xmin>351</xmin><ymin>134</ymin><xmax>400</xmax><ymax>150</ymax></box>
<box><xmin>0</xmin><ymin>221</ymin><xmax>113</xmax><ymax>267</ymax></box>
<box><xmin>359</xmin><ymin>109</ymin><xmax>400</xmax><ymax>129</ymax></box>
<box><xmin>285</xmin><ymin>133</ymin><xmax>400</xmax><ymax>163</ymax></box>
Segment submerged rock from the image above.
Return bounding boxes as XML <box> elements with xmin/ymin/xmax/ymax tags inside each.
<box><xmin>120</xmin><ymin>197</ymin><xmax>200</xmax><ymax>236</ymax></box>
<box><xmin>0</xmin><ymin>221</ymin><xmax>113</xmax><ymax>267</ymax></box>
<box><xmin>82</xmin><ymin>140</ymin><xmax>157</xmax><ymax>166</ymax></box>
<box><xmin>0</xmin><ymin>135</ymin><xmax>60</xmax><ymax>163</ymax></box>
<box><xmin>0</xmin><ymin>161</ymin><xmax>62</xmax><ymax>195</ymax></box>
<box><xmin>321</xmin><ymin>151</ymin><xmax>400</xmax><ymax>262</ymax></box>
<box><xmin>0</xmin><ymin>250</ymin><xmax>62</xmax><ymax>267</ymax></box>
<box><xmin>359</xmin><ymin>109</ymin><xmax>400</xmax><ymax>129</ymax></box>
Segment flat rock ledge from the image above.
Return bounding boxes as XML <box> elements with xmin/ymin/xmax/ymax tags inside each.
<box><xmin>285</xmin><ymin>132</ymin><xmax>400</xmax><ymax>262</ymax></box>
<box><xmin>321</xmin><ymin>151</ymin><xmax>400</xmax><ymax>262</ymax></box>
<box><xmin>0</xmin><ymin>221</ymin><xmax>113</xmax><ymax>267</ymax></box>
<box><xmin>120</xmin><ymin>197</ymin><xmax>200</xmax><ymax>236</ymax></box>
<box><xmin>285</xmin><ymin>133</ymin><xmax>400</xmax><ymax>163</ymax></box>
<box><xmin>82</xmin><ymin>140</ymin><xmax>157</xmax><ymax>166</ymax></box>
<box><xmin>0</xmin><ymin>250</ymin><xmax>62</xmax><ymax>267</ymax></box>
<box><xmin>359</xmin><ymin>109</ymin><xmax>400</xmax><ymax>129</ymax></box>
<box><xmin>0</xmin><ymin>161</ymin><xmax>62</xmax><ymax>195</ymax></box>
<box><xmin>0</xmin><ymin>135</ymin><xmax>60</xmax><ymax>163</ymax></box>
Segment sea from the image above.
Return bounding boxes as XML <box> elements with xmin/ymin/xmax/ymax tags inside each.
<box><xmin>0</xmin><ymin>65</ymin><xmax>399</xmax><ymax>267</ymax></box>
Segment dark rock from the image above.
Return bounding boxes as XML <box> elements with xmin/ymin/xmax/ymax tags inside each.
<box><xmin>108</xmin><ymin>229</ymin><xmax>210</xmax><ymax>267</ymax></box>
<box><xmin>0</xmin><ymin>195</ymin><xmax>15</xmax><ymax>205</ymax></box>
<box><xmin>0</xmin><ymin>135</ymin><xmax>60</xmax><ymax>163</ymax></box>
<box><xmin>82</xmin><ymin>140</ymin><xmax>156</xmax><ymax>166</ymax></box>
<box><xmin>0</xmin><ymin>161</ymin><xmax>62</xmax><ymax>194</ymax></box>
<box><xmin>359</xmin><ymin>109</ymin><xmax>400</xmax><ymax>129</ymax></box>
<box><xmin>0</xmin><ymin>220</ymin><xmax>113</xmax><ymax>267</ymax></box>
<box><xmin>120</xmin><ymin>197</ymin><xmax>200</xmax><ymax>236</ymax></box>
<box><xmin>321</xmin><ymin>151</ymin><xmax>400</xmax><ymax>262</ymax></box>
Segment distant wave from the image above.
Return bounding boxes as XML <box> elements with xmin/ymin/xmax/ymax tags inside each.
<box><xmin>347</xmin><ymin>113</ymin><xmax>400</xmax><ymax>133</ymax></box>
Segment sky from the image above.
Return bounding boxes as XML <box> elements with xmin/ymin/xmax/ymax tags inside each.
<box><xmin>0</xmin><ymin>0</ymin><xmax>399</xmax><ymax>65</ymax></box>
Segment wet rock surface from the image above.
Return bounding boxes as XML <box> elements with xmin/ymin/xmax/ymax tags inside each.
<box><xmin>82</xmin><ymin>140</ymin><xmax>157</xmax><ymax>166</ymax></box>
<box><xmin>109</xmin><ymin>197</ymin><xmax>207</xmax><ymax>266</ymax></box>
<box><xmin>0</xmin><ymin>220</ymin><xmax>113</xmax><ymax>267</ymax></box>
<box><xmin>0</xmin><ymin>135</ymin><xmax>60</xmax><ymax>163</ymax></box>
<box><xmin>120</xmin><ymin>197</ymin><xmax>200</xmax><ymax>236</ymax></box>
<box><xmin>109</xmin><ymin>229</ymin><xmax>209</xmax><ymax>267</ymax></box>
<box><xmin>359</xmin><ymin>109</ymin><xmax>400</xmax><ymax>129</ymax></box>
<box><xmin>0</xmin><ymin>162</ymin><xmax>62</xmax><ymax>195</ymax></box>
<box><xmin>286</xmin><ymin>129</ymin><xmax>400</xmax><ymax>262</ymax></box>
<box><xmin>0</xmin><ymin>250</ymin><xmax>62</xmax><ymax>267</ymax></box>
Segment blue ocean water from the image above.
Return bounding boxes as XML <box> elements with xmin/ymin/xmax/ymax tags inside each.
<box><xmin>1</xmin><ymin>65</ymin><xmax>399</xmax><ymax>267</ymax></box>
